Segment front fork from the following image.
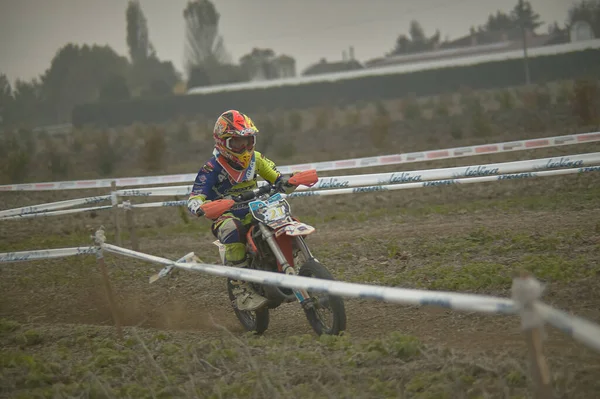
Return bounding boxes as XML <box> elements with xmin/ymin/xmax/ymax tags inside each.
<box><xmin>258</xmin><ymin>223</ymin><xmax>313</xmax><ymax>306</ymax></box>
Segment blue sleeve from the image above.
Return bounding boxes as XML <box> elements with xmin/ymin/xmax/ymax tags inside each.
<box><xmin>189</xmin><ymin>158</ymin><xmax>219</xmax><ymax>202</ymax></box>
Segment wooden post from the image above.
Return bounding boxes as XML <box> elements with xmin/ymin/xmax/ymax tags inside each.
<box><xmin>512</xmin><ymin>271</ymin><xmax>554</xmax><ymax>399</ymax></box>
<box><xmin>524</xmin><ymin>327</ymin><xmax>554</xmax><ymax>399</ymax></box>
<box><xmin>124</xmin><ymin>200</ymin><xmax>139</xmax><ymax>251</ymax></box>
<box><xmin>94</xmin><ymin>229</ymin><xmax>123</xmax><ymax>340</ymax></box>
<box><xmin>111</xmin><ymin>181</ymin><xmax>122</xmax><ymax>246</ymax></box>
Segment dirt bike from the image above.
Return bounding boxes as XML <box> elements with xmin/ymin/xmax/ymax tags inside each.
<box><xmin>199</xmin><ymin>169</ymin><xmax>347</xmax><ymax>336</ymax></box>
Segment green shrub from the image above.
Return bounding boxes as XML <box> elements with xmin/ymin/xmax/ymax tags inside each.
<box><xmin>345</xmin><ymin>108</ymin><xmax>361</xmax><ymax>126</ymax></box>
<box><xmin>288</xmin><ymin>111</ymin><xmax>303</xmax><ymax>132</ymax></box>
<box><xmin>555</xmin><ymin>82</ymin><xmax>572</xmax><ymax>105</ymax></box>
<box><xmin>401</xmin><ymin>94</ymin><xmax>422</xmax><ymax>121</ymax></box>
<box><xmin>571</xmin><ymin>78</ymin><xmax>600</xmax><ymax>126</ymax></box>
<box><xmin>369</xmin><ymin>113</ymin><xmax>391</xmax><ymax>149</ymax></box>
<box><xmin>434</xmin><ymin>95</ymin><xmax>451</xmax><ymax>118</ymax></box>
<box><xmin>43</xmin><ymin>139</ymin><xmax>70</xmax><ymax>178</ymax></box>
<box><xmin>314</xmin><ymin>106</ymin><xmax>330</xmax><ymax>130</ymax></box>
<box><xmin>468</xmin><ymin>100</ymin><xmax>493</xmax><ymax>137</ymax></box>
<box><xmin>175</xmin><ymin>120</ymin><xmax>191</xmax><ymax>144</ymax></box>
<box><xmin>496</xmin><ymin>90</ymin><xmax>515</xmax><ymax>110</ymax></box>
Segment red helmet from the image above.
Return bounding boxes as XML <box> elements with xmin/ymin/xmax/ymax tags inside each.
<box><xmin>213</xmin><ymin>110</ymin><xmax>258</xmax><ymax>169</ymax></box>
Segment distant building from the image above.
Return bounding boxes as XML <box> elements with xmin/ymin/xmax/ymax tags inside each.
<box><xmin>365</xmin><ymin>26</ymin><xmax>572</xmax><ymax>69</ymax></box>
<box><xmin>302</xmin><ymin>58</ymin><xmax>364</xmax><ymax>76</ymax></box>
<box><xmin>302</xmin><ymin>46</ymin><xmax>364</xmax><ymax>76</ymax></box>
<box><xmin>570</xmin><ymin>21</ymin><xmax>595</xmax><ymax>42</ymax></box>
<box><xmin>241</xmin><ymin>49</ymin><xmax>297</xmax><ymax>81</ymax></box>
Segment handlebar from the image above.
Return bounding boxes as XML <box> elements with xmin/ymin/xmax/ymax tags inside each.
<box><xmin>233</xmin><ymin>183</ymin><xmax>274</xmax><ymax>203</ymax></box>
<box><xmin>195</xmin><ymin>183</ymin><xmax>274</xmax><ymax>218</ymax></box>
<box><xmin>197</xmin><ymin>169</ymin><xmax>318</xmax><ymax>219</ymax></box>
<box><xmin>233</xmin><ymin>184</ymin><xmax>270</xmax><ymax>202</ymax></box>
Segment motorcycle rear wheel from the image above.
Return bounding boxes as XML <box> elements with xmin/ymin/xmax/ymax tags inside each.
<box><xmin>299</xmin><ymin>260</ymin><xmax>347</xmax><ymax>336</ymax></box>
<box><xmin>226</xmin><ymin>279</ymin><xmax>270</xmax><ymax>334</ymax></box>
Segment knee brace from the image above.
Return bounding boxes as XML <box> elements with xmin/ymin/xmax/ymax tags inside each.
<box><xmin>215</xmin><ymin>216</ymin><xmax>247</xmax><ymax>264</ymax></box>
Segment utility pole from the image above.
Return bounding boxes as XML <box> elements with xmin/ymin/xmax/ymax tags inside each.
<box><xmin>519</xmin><ymin>0</ymin><xmax>531</xmax><ymax>85</ymax></box>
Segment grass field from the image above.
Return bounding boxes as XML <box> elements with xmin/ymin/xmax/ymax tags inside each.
<box><xmin>2</xmin><ymin>78</ymin><xmax>600</xmax><ymax>397</ymax></box>
<box><xmin>1</xmin><ymin>132</ymin><xmax>600</xmax><ymax>397</ymax></box>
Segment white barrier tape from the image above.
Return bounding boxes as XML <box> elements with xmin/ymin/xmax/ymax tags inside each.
<box><xmin>125</xmin><ymin>165</ymin><xmax>600</xmax><ymax>206</ymax></box>
<box><xmin>295</xmin><ymin>152</ymin><xmax>600</xmax><ymax>192</ymax></box>
<box><xmin>3</xmin><ymin>166</ymin><xmax>598</xmax><ymax>220</ymax></box>
<box><xmin>277</xmin><ymin>131</ymin><xmax>600</xmax><ymax>174</ymax></box>
<box><xmin>1</xmin><ymin>239</ymin><xmax>597</xmax><ymax>352</ymax></box>
<box><xmin>1</xmin><ymin>131</ymin><xmax>598</xmax><ymax>191</ymax></box>
<box><xmin>0</xmin><ymin>205</ymin><xmax>112</xmax><ymax>220</ymax></box>
<box><xmin>0</xmin><ymin>174</ymin><xmax>197</xmax><ymax>192</ymax></box>
<box><xmin>103</xmin><ymin>243</ymin><xmax>600</xmax><ymax>353</ymax></box>
<box><xmin>288</xmin><ymin>166</ymin><xmax>600</xmax><ymax>198</ymax></box>
<box><xmin>112</xmin><ymin>153</ymin><xmax>600</xmax><ymax>197</ymax></box>
<box><xmin>117</xmin><ymin>186</ymin><xmax>192</xmax><ymax>197</ymax></box>
<box><xmin>536</xmin><ymin>303</ymin><xmax>600</xmax><ymax>353</ymax></box>
<box><xmin>0</xmin><ymin>246</ymin><xmax>98</xmax><ymax>263</ymax></box>
<box><xmin>102</xmin><ymin>243</ymin><xmax>516</xmax><ymax>314</ymax></box>
<box><xmin>131</xmin><ymin>200</ymin><xmax>188</xmax><ymax>208</ymax></box>
<box><xmin>0</xmin><ymin>195</ymin><xmax>110</xmax><ymax>218</ymax></box>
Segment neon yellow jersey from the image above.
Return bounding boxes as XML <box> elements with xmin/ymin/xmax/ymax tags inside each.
<box><xmin>187</xmin><ymin>151</ymin><xmax>283</xmax><ymax>218</ymax></box>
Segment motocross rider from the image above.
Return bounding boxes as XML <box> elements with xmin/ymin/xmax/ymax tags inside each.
<box><xmin>187</xmin><ymin>110</ymin><xmax>297</xmax><ymax>312</ymax></box>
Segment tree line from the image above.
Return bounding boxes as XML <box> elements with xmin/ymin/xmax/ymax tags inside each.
<box><xmin>0</xmin><ymin>0</ymin><xmax>598</xmax><ymax>129</ymax></box>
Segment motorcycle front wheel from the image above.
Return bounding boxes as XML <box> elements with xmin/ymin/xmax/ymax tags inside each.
<box><xmin>299</xmin><ymin>260</ymin><xmax>347</xmax><ymax>336</ymax></box>
<box><xmin>226</xmin><ymin>279</ymin><xmax>270</xmax><ymax>334</ymax></box>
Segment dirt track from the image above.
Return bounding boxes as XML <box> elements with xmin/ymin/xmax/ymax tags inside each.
<box><xmin>2</xmin><ymin>185</ymin><xmax>599</xmax><ymax>354</ymax></box>
<box><xmin>2</xmin><ymin>164</ymin><xmax>600</xmax><ymax>397</ymax></box>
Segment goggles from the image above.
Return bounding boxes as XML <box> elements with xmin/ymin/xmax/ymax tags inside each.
<box><xmin>226</xmin><ymin>136</ymin><xmax>256</xmax><ymax>152</ymax></box>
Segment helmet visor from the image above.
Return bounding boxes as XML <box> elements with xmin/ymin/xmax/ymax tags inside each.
<box><xmin>226</xmin><ymin>136</ymin><xmax>255</xmax><ymax>152</ymax></box>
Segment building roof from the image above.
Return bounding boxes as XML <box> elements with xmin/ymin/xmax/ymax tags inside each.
<box><xmin>302</xmin><ymin>59</ymin><xmax>363</xmax><ymax>76</ymax></box>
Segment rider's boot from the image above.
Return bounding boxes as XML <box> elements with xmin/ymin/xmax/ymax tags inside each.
<box><xmin>228</xmin><ymin>259</ymin><xmax>268</xmax><ymax>311</ymax></box>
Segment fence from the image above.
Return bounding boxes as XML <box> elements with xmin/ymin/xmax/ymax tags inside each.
<box><xmin>2</xmin><ymin>144</ymin><xmax>599</xmax><ymax>258</ymax></box>
<box><xmin>1</xmin><ymin>227</ymin><xmax>599</xmax><ymax>398</ymax></box>
<box><xmin>1</xmin><ymin>131</ymin><xmax>598</xmax><ymax>191</ymax></box>
<box><xmin>2</xmin><ymin>152</ymin><xmax>599</xmax><ymax>220</ymax></box>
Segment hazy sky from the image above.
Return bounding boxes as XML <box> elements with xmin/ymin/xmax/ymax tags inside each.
<box><xmin>0</xmin><ymin>0</ymin><xmax>575</xmax><ymax>84</ymax></box>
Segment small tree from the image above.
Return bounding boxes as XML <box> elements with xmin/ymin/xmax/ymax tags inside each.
<box><xmin>43</xmin><ymin>138</ymin><xmax>70</xmax><ymax>178</ymax></box>
<box><xmin>370</xmin><ymin>102</ymin><xmax>391</xmax><ymax>149</ymax></box>
<box><xmin>1</xmin><ymin>134</ymin><xmax>31</xmax><ymax>183</ymax></box>
<box><xmin>184</xmin><ymin>0</ymin><xmax>230</xmax><ymax>77</ymax></box>
<box><xmin>140</xmin><ymin>126</ymin><xmax>167</xmax><ymax>171</ymax></box>
<box><xmin>94</xmin><ymin>130</ymin><xmax>118</xmax><ymax>176</ymax></box>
